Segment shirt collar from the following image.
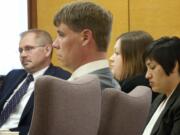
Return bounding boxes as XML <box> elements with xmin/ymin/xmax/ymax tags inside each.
<box><xmin>68</xmin><ymin>59</ymin><xmax>109</xmax><ymax>81</ymax></box>
<box><xmin>28</xmin><ymin>66</ymin><xmax>49</xmax><ymax>81</ymax></box>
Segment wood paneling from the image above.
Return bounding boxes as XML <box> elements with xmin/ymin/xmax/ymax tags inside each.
<box><xmin>94</xmin><ymin>0</ymin><xmax>129</xmax><ymax>57</ymax></box>
<box><xmin>28</xmin><ymin>0</ymin><xmax>37</xmax><ymax>29</ymax></box>
<box><xmin>130</xmin><ymin>0</ymin><xmax>180</xmax><ymax>38</ymax></box>
<box><xmin>32</xmin><ymin>0</ymin><xmax>180</xmax><ymax>67</ymax></box>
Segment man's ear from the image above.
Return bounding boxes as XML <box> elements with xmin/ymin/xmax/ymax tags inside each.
<box><xmin>81</xmin><ymin>29</ymin><xmax>92</xmax><ymax>46</ymax></box>
<box><xmin>45</xmin><ymin>44</ymin><xmax>52</xmax><ymax>57</ymax></box>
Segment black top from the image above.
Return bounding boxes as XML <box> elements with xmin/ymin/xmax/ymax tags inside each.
<box><xmin>119</xmin><ymin>74</ymin><xmax>158</xmax><ymax>101</ymax></box>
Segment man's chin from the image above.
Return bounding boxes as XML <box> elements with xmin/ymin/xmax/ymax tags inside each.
<box><xmin>23</xmin><ymin>65</ymin><xmax>31</xmax><ymax>71</ymax></box>
<box><xmin>58</xmin><ymin>60</ymin><xmax>67</xmax><ymax>67</ymax></box>
<box><xmin>60</xmin><ymin>62</ymin><xmax>72</xmax><ymax>71</ymax></box>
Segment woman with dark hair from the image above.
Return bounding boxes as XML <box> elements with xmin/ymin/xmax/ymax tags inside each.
<box><xmin>142</xmin><ymin>37</ymin><xmax>180</xmax><ymax>135</ymax></box>
<box><xmin>110</xmin><ymin>31</ymin><xmax>158</xmax><ymax>99</ymax></box>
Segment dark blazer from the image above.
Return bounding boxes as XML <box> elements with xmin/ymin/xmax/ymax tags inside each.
<box><xmin>0</xmin><ymin>75</ymin><xmax>5</xmax><ymax>90</ymax></box>
<box><xmin>119</xmin><ymin>74</ymin><xmax>158</xmax><ymax>101</ymax></box>
<box><xmin>144</xmin><ymin>83</ymin><xmax>180</xmax><ymax>135</ymax></box>
<box><xmin>0</xmin><ymin>64</ymin><xmax>71</xmax><ymax>135</ymax></box>
<box><xmin>91</xmin><ymin>67</ymin><xmax>120</xmax><ymax>90</ymax></box>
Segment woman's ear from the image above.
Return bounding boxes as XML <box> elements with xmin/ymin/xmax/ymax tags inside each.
<box><xmin>81</xmin><ymin>29</ymin><xmax>92</xmax><ymax>46</ymax></box>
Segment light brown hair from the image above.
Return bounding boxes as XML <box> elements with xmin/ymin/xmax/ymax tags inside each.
<box><xmin>53</xmin><ymin>1</ymin><xmax>113</xmax><ymax>52</ymax></box>
<box><xmin>20</xmin><ymin>29</ymin><xmax>53</xmax><ymax>46</ymax></box>
<box><xmin>118</xmin><ymin>31</ymin><xmax>153</xmax><ymax>80</ymax></box>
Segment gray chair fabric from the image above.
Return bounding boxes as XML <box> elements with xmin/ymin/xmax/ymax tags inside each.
<box><xmin>29</xmin><ymin>75</ymin><xmax>101</xmax><ymax>135</ymax></box>
<box><xmin>29</xmin><ymin>75</ymin><xmax>151</xmax><ymax>135</ymax></box>
<box><xmin>98</xmin><ymin>86</ymin><xmax>152</xmax><ymax>135</ymax></box>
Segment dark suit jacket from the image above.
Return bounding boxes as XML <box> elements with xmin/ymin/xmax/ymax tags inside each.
<box><xmin>0</xmin><ymin>64</ymin><xmax>70</xmax><ymax>135</ymax></box>
<box><xmin>91</xmin><ymin>67</ymin><xmax>120</xmax><ymax>90</ymax></box>
<box><xmin>144</xmin><ymin>83</ymin><xmax>180</xmax><ymax>135</ymax></box>
<box><xmin>0</xmin><ymin>75</ymin><xmax>5</xmax><ymax>89</ymax></box>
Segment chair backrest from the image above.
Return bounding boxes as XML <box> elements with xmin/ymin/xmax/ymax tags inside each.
<box><xmin>29</xmin><ymin>75</ymin><xmax>102</xmax><ymax>135</ymax></box>
<box><xmin>98</xmin><ymin>86</ymin><xmax>152</xmax><ymax>135</ymax></box>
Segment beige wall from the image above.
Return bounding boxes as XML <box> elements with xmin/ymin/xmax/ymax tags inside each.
<box><xmin>37</xmin><ymin>0</ymin><xmax>180</xmax><ymax>67</ymax></box>
<box><xmin>130</xmin><ymin>0</ymin><xmax>180</xmax><ymax>38</ymax></box>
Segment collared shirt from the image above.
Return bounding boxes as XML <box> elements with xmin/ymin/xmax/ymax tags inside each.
<box><xmin>0</xmin><ymin>66</ymin><xmax>49</xmax><ymax>129</ymax></box>
<box><xmin>142</xmin><ymin>89</ymin><xmax>175</xmax><ymax>135</ymax></box>
<box><xmin>68</xmin><ymin>59</ymin><xmax>109</xmax><ymax>81</ymax></box>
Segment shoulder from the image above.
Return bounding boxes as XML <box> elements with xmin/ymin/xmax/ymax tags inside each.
<box><xmin>92</xmin><ymin>68</ymin><xmax>120</xmax><ymax>89</ymax></box>
<box><xmin>0</xmin><ymin>69</ymin><xmax>26</xmax><ymax>92</ymax></box>
<box><xmin>130</xmin><ymin>74</ymin><xmax>149</xmax><ymax>86</ymax></box>
<box><xmin>171</xmin><ymin>94</ymin><xmax>180</xmax><ymax>113</ymax></box>
<box><xmin>5</xmin><ymin>69</ymin><xmax>26</xmax><ymax>78</ymax></box>
<box><xmin>120</xmin><ymin>74</ymin><xmax>149</xmax><ymax>92</ymax></box>
<box><xmin>46</xmin><ymin>64</ymin><xmax>71</xmax><ymax>80</ymax></box>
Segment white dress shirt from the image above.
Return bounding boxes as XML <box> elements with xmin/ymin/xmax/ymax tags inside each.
<box><xmin>68</xmin><ymin>59</ymin><xmax>109</xmax><ymax>81</ymax></box>
<box><xmin>0</xmin><ymin>66</ymin><xmax>48</xmax><ymax>129</ymax></box>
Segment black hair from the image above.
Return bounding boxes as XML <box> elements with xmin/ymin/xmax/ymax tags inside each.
<box><xmin>143</xmin><ymin>36</ymin><xmax>180</xmax><ymax>75</ymax></box>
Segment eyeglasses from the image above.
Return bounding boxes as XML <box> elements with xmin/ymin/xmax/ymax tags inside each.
<box><xmin>18</xmin><ymin>45</ymin><xmax>44</xmax><ymax>54</ymax></box>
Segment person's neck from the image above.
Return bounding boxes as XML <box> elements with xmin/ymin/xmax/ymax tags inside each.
<box><xmin>166</xmin><ymin>78</ymin><xmax>180</xmax><ymax>97</ymax></box>
<box><xmin>28</xmin><ymin>62</ymin><xmax>50</xmax><ymax>74</ymax></box>
<box><xmin>73</xmin><ymin>57</ymin><xmax>106</xmax><ymax>72</ymax></box>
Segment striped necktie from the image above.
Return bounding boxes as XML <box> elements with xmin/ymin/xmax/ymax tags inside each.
<box><xmin>0</xmin><ymin>74</ymin><xmax>34</xmax><ymax>127</ymax></box>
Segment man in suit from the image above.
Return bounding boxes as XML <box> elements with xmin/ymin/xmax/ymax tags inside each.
<box><xmin>52</xmin><ymin>1</ymin><xmax>119</xmax><ymax>89</ymax></box>
<box><xmin>0</xmin><ymin>29</ymin><xmax>70</xmax><ymax>135</ymax></box>
<box><xmin>142</xmin><ymin>37</ymin><xmax>180</xmax><ymax>135</ymax></box>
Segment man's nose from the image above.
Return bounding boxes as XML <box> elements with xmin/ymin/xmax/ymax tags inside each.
<box><xmin>52</xmin><ymin>37</ymin><xmax>59</xmax><ymax>48</ymax></box>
